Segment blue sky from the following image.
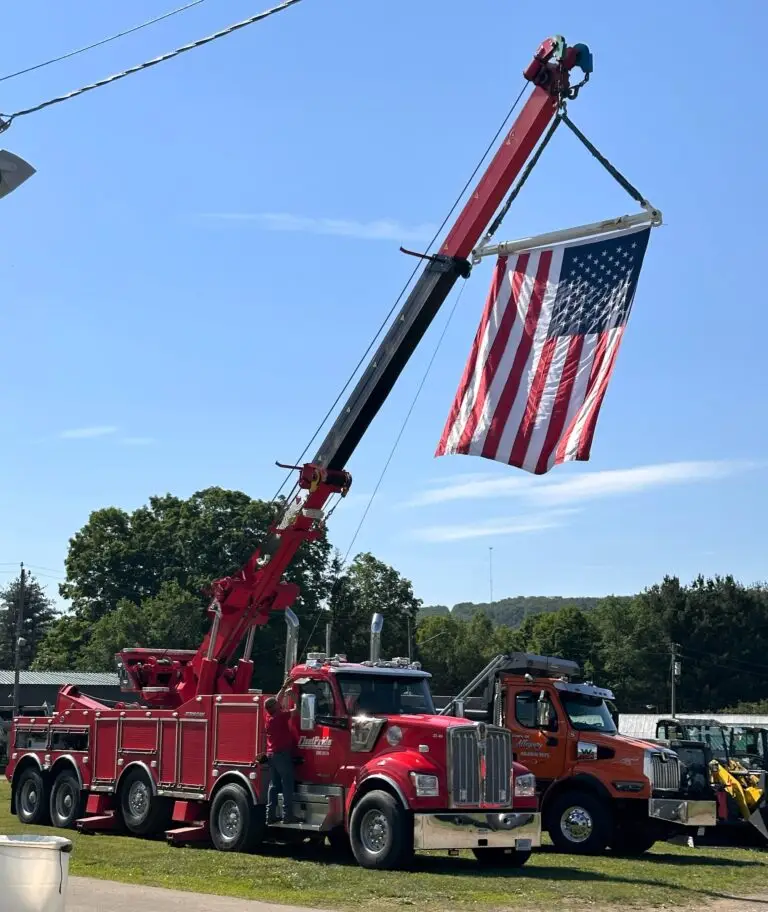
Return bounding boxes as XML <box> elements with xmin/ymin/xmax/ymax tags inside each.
<box><xmin>1</xmin><ymin>0</ymin><xmax>766</xmax><ymax>611</ymax></box>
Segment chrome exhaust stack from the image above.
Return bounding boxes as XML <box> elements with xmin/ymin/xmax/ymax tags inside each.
<box><xmin>285</xmin><ymin>609</ymin><xmax>300</xmax><ymax>677</ymax></box>
<box><xmin>370</xmin><ymin>613</ymin><xmax>383</xmax><ymax>663</ymax></box>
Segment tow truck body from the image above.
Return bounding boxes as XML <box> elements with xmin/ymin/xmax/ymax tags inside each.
<box><xmin>6</xmin><ymin>36</ymin><xmax>594</xmax><ymax>869</ymax></box>
<box><xmin>442</xmin><ymin>654</ymin><xmax>717</xmax><ymax>855</ymax></box>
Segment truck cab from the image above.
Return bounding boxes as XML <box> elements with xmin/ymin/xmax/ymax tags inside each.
<box><xmin>275</xmin><ymin>648</ymin><xmax>541</xmax><ymax>868</ymax></box>
<box><xmin>444</xmin><ymin>653</ymin><xmax>717</xmax><ymax>855</ymax></box>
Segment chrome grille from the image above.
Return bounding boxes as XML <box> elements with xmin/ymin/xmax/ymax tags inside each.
<box><xmin>448</xmin><ymin>724</ymin><xmax>512</xmax><ymax>807</ymax></box>
<box><xmin>651</xmin><ymin>752</ymin><xmax>681</xmax><ymax>791</ymax></box>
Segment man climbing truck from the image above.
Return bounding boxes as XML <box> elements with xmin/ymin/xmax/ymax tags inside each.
<box><xmin>442</xmin><ymin>654</ymin><xmax>717</xmax><ymax>855</ymax></box>
<box><xmin>7</xmin><ymin>34</ymin><xmax>598</xmax><ymax>868</ymax></box>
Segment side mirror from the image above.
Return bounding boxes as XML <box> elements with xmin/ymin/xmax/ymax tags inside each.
<box><xmin>454</xmin><ymin>698</ymin><xmax>465</xmax><ymax>718</ymax></box>
<box><xmin>300</xmin><ymin>693</ymin><xmax>316</xmax><ymax>731</ymax></box>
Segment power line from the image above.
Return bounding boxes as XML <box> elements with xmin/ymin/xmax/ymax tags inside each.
<box><xmin>0</xmin><ymin>0</ymin><xmax>212</xmax><ymax>84</ymax></box>
<box><xmin>0</xmin><ymin>0</ymin><xmax>305</xmax><ymax>131</ymax></box>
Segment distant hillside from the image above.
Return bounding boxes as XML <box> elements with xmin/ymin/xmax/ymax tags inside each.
<box><xmin>419</xmin><ymin>595</ymin><xmax>613</xmax><ymax>629</ymax></box>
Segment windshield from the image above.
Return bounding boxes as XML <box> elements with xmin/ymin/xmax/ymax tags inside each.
<box><xmin>731</xmin><ymin>729</ymin><xmax>763</xmax><ymax>758</ymax></box>
<box><xmin>335</xmin><ymin>673</ymin><xmax>435</xmax><ymax>716</ymax></box>
<box><xmin>559</xmin><ymin>691</ymin><xmax>617</xmax><ymax>733</ymax></box>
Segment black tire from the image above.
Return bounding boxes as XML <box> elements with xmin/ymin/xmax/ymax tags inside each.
<box><xmin>15</xmin><ymin>766</ymin><xmax>50</xmax><ymax>825</ymax></box>
<box><xmin>611</xmin><ymin>830</ymin><xmax>656</xmax><ymax>856</ymax></box>
<box><xmin>119</xmin><ymin>767</ymin><xmax>172</xmax><ymax>837</ymax></box>
<box><xmin>209</xmin><ymin>783</ymin><xmax>265</xmax><ymax>853</ymax></box>
<box><xmin>349</xmin><ymin>790</ymin><xmax>413</xmax><ymax>870</ymax></box>
<box><xmin>472</xmin><ymin>847</ymin><xmax>532</xmax><ymax>867</ymax></box>
<box><xmin>49</xmin><ymin>770</ymin><xmax>85</xmax><ymax>829</ymax></box>
<box><xmin>546</xmin><ymin>789</ymin><xmax>612</xmax><ymax>854</ymax></box>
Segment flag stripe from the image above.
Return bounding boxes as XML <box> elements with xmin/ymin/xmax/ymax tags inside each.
<box><xmin>455</xmin><ymin>253</ymin><xmax>531</xmax><ymax>454</ymax></box>
<box><xmin>480</xmin><ymin>250</ymin><xmax>552</xmax><ymax>460</ymax></box>
<box><xmin>533</xmin><ymin>333</ymin><xmax>585</xmax><ymax>474</ymax></box>
<box><xmin>547</xmin><ymin>332</ymin><xmax>599</xmax><ymax>471</ymax></box>
<box><xmin>435</xmin><ymin>256</ymin><xmax>508</xmax><ymax>455</ymax></box>
<box><xmin>574</xmin><ymin>327</ymin><xmax>625</xmax><ymax>460</ymax></box>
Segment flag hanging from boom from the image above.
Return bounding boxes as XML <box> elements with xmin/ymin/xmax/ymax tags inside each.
<box><xmin>436</xmin><ymin>223</ymin><xmax>652</xmax><ymax>474</ymax></box>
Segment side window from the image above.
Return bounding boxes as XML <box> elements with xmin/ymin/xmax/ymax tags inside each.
<box><xmin>14</xmin><ymin>728</ymin><xmax>49</xmax><ymax>750</ymax></box>
<box><xmin>514</xmin><ymin>691</ymin><xmax>539</xmax><ymax>729</ymax></box>
<box><xmin>299</xmin><ymin>679</ymin><xmax>335</xmax><ymax>718</ymax></box>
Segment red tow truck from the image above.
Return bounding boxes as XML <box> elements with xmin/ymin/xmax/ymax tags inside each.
<box><xmin>6</xmin><ymin>36</ymin><xmax>593</xmax><ymax>869</ymax></box>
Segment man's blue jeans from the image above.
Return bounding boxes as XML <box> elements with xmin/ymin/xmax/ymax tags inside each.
<box><xmin>267</xmin><ymin>751</ymin><xmax>295</xmax><ymax>821</ymax></box>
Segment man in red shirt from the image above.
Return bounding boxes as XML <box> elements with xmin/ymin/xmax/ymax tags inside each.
<box><xmin>264</xmin><ymin>696</ymin><xmax>297</xmax><ymax>824</ymax></box>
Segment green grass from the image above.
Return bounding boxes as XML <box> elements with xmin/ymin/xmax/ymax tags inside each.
<box><xmin>1</xmin><ymin>780</ymin><xmax>767</xmax><ymax>910</ymax></box>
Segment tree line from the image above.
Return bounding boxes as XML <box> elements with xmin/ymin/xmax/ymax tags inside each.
<box><xmin>1</xmin><ymin>486</ymin><xmax>766</xmax><ymax>713</ymax></box>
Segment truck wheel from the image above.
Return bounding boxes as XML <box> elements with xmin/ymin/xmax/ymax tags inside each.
<box><xmin>210</xmin><ymin>783</ymin><xmax>265</xmax><ymax>853</ymax></box>
<box><xmin>15</xmin><ymin>766</ymin><xmax>50</xmax><ymax>825</ymax></box>
<box><xmin>49</xmin><ymin>770</ymin><xmax>85</xmax><ymax>828</ymax></box>
<box><xmin>546</xmin><ymin>790</ymin><xmax>611</xmax><ymax>854</ymax></box>
<box><xmin>349</xmin><ymin>790</ymin><xmax>413</xmax><ymax>870</ymax></box>
<box><xmin>472</xmin><ymin>847</ymin><xmax>531</xmax><ymax>867</ymax></box>
<box><xmin>119</xmin><ymin>767</ymin><xmax>171</xmax><ymax>836</ymax></box>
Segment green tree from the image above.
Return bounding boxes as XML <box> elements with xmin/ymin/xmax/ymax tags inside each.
<box><xmin>518</xmin><ymin>605</ymin><xmax>602</xmax><ymax>679</ymax></box>
<box><xmin>36</xmin><ymin>487</ymin><xmax>334</xmax><ymax>672</ymax></box>
<box><xmin>0</xmin><ymin>573</ymin><xmax>57</xmax><ymax>669</ymax></box>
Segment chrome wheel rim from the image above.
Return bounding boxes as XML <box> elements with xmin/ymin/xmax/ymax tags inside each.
<box><xmin>560</xmin><ymin>805</ymin><xmax>593</xmax><ymax>843</ymax></box>
<box><xmin>219</xmin><ymin>799</ymin><xmax>241</xmax><ymax>840</ymax></box>
<box><xmin>20</xmin><ymin>780</ymin><xmax>38</xmax><ymax>815</ymax></box>
<box><xmin>56</xmin><ymin>785</ymin><xmax>74</xmax><ymax>819</ymax></box>
<box><xmin>128</xmin><ymin>781</ymin><xmax>150</xmax><ymax>819</ymax></box>
<box><xmin>360</xmin><ymin>809</ymin><xmax>389</xmax><ymax>855</ymax></box>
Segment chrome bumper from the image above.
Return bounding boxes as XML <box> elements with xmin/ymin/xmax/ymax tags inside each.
<box><xmin>649</xmin><ymin>798</ymin><xmax>717</xmax><ymax>827</ymax></box>
<box><xmin>413</xmin><ymin>811</ymin><xmax>541</xmax><ymax>851</ymax></box>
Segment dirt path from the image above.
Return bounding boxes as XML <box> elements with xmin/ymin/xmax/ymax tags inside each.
<box><xmin>67</xmin><ymin>877</ymin><xmax>329</xmax><ymax>912</ymax></box>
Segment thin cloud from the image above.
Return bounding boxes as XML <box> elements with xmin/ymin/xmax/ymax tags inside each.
<box><xmin>405</xmin><ymin>460</ymin><xmax>756</xmax><ymax>509</ymax></box>
<box><xmin>59</xmin><ymin>426</ymin><xmax>118</xmax><ymax>440</ymax></box>
<box><xmin>411</xmin><ymin>512</ymin><xmax>573</xmax><ymax>543</ymax></box>
<box><xmin>199</xmin><ymin>212</ymin><xmax>436</xmax><ymax>243</ymax></box>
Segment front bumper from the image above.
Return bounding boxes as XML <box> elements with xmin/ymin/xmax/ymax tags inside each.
<box><xmin>649</xmin><ymin>798</ymin><xmax>717</xmax><ymax>827</ymax></box>
<box><xmin>413</xmin><ymin>811</ymin><xmax>541</xmax><ymax>851</ymax></box>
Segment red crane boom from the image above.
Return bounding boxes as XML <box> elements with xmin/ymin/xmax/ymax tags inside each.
<box><xmin>117</xmin><ymin>36</ymin><xmax>593</xmax><ymax>708</ymax></box>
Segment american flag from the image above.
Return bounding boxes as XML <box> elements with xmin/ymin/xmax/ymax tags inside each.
<box><xmin>436</xmin><ymin>224</ymin><xmax>651</xmax><ymax>474</ymax></box>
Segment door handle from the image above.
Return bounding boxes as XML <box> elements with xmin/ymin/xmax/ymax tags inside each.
<box><xmin>546</xmin><ymin>737</ymin><xmax>559</xmax><ymax>747</ymax></box>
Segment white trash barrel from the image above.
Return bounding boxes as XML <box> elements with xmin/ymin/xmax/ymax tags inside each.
<box><xmin>0</xmin><ymin>834</ymin><xmax>73</xmax><ymax>912</ymax></box>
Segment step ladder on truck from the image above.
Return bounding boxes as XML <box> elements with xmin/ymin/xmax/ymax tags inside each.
<box><xmin>4</xmin><ymin>35</ymin><xmax>600</xmax><ymax>871</ymax></box>
<box><xmin>441</xmin><ymin>654</ymin><xmax>718</xmax><ymax>855</ymax></box>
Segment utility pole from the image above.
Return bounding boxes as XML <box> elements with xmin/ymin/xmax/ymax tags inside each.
<box><xmin>670</xmin><ymin>643</ymin><xmax>681</xmax><ymax>718</ymax></box>
<box><xmin>489</xmin><ymin>546</ymin><xmax>494</xmax><ymax>609</ymax></box>
<box><xmin>13</xmin><ymin>562</ymin><xmax>25</xmax><ymax>718</ymax></box>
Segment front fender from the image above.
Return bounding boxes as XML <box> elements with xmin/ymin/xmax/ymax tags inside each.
<box><xmin>345</xmin><ymin>750</ymin><xmax>443</xmax><ymax>817</ymax></box>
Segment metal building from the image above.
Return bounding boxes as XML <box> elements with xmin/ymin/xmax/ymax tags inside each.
<box><xmin>0</xmin><ymin>669</ymin><xmax>122</xmax><ymax>715</ymax></box>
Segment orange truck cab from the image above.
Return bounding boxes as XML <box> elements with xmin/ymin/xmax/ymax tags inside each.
<box><xmin>442</xmin><ymin>653</ymin><xmax>717</xmax><ymax>855</ymax></box>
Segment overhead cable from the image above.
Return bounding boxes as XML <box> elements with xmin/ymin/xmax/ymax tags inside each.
<box><xmin>0</xmin><ymin>0</ymin><xmax>304</xmax><ymax>132</ymax></box>
<box><xmin>0</xmin><ymin>0</ymin><xmax>212</xmax><ymax>84</ymax></box>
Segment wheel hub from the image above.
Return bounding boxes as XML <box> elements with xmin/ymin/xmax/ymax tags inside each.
<box><xmin>128</xmin><ymin>781</ymin><xmax>150</xmax><ymax>818</ymax></box>
<box><xmin>360</xmin><ymin>809</ymin><xmax>389</xmax><ymax>855</ymax></box>
<box><xmin>219</xmin><ymin>799</ymin><xmax>241</xmax><ymax>840</ymax></box>
<box><xmin>560</xmin><ymin>805</ymin><xmax>594</xmax><ymax>843</ymax></box>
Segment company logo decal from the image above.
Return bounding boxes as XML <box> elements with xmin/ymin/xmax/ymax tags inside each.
<box><xmin>298</xmin><ymin>735</ymin><xmax>333</xmax><ymax>750</ymax></box>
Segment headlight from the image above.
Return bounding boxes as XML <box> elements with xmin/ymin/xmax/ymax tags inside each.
<box><xmin>410</xmin><ymin>772</ymin><xmax>439</xmax><ymax>797</ymax></box>
<box><xmin>513</xmin><ymin>772</ymin><xmax>536</xmax><ymax>798</ymax></box>
<box><xmin>386</xmin><ymin>725</ymin><xmax>403</xmax><ymax>747</ymax></box>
